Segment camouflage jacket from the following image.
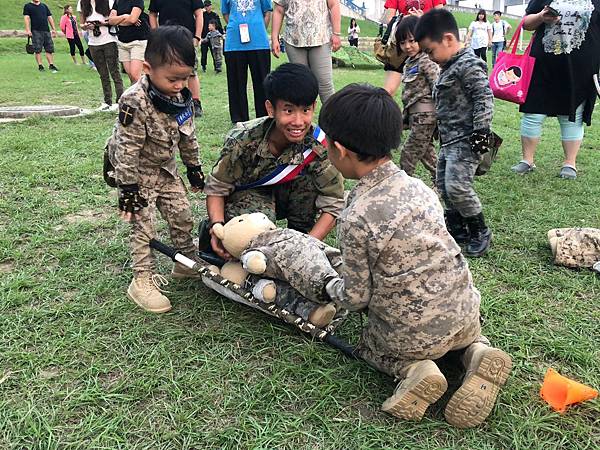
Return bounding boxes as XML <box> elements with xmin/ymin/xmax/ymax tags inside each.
<box><xmin>433</xmin><ymin>48</ymin><xmax>494</xmax><ymax>145</ymax></box>
<box><xmin>204</xmin><ymin>117</ymin><xmax>345</xmax><ymax>217</ymax></box>
<box><xmin>203</xmin><ymin>30</ymin><xmax>223</xmax><ymax>49</ymax></box>
<box><xmin>243</xmin><ymin>228</ymin><xmax>341</xmax><ymax>302</ymax></box>
<box><xmin>402</xmin><ymin>51</ymin><xmax>439</xmax><ymax>113</ymax></box>
<box><xmin>327</xmin><ymin>161</ymin><xmax>481</xmax><ymax>355</ymax></box>
<box><xmin>107</xmin><ymin>75</ymin><xmax>200</xmax><ymax>187</ymax></box>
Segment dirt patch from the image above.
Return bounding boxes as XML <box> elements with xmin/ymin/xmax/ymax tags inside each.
<box><xmin>54</xmin><ymin>209</ymin><xmax>112</xmax><ymax>231</ymax></box>
<box><xmin>0</xmin><ymin>260</ymin><xmax>14</xmax><ymax>273</ymax></box>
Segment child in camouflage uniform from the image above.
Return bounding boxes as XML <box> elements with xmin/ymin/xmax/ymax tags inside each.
<box><xmin>106</xmin><ymin>26</ymin><xmax>205</xmax><ymax>313</ymax></box>
<box><xmin>415</xmin><ymin>9</ymin><xmax>495</xmax><ymax>258</ymax></box>
<box><xmin>202</xmin><ymin>63</ymin><xmax>344</xmax><ymax>260</ymax></box>
<box><xmin>201</xmin><ymin>20</ymin><xmax>223</xmax><ymax>73</ymax></box>
<box><xmin>397</xmin><ymin>15</ymin><xmax>439</xmax><ymax>182</ymax></box>
<box><xmin>319</xmin><ymin>84</ymin><xmax>512</xmax><ymax>428</ymax></box>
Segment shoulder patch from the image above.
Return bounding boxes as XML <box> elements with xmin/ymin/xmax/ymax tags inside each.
<box><xmin>119</xmin><ymin>104</ymin><xmax>137</xmax><ymax>127</ymax></box>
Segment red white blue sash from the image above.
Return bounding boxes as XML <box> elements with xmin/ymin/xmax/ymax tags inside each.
<box><xmin>234</xmin><ymin>126</ymin><xmax>328</xmax><ymax>192</ymax></box>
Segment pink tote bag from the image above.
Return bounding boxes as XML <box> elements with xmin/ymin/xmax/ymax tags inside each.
<box><xmin>489</xmin><ymin>19</ymin><xmax>536</xmax><ymax>105</ymax></box>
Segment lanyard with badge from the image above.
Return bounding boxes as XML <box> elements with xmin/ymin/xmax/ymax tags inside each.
<box><xmin>237</xmin><ymin>0</ymin><xmax>253</xmax><ymax>43</ymax></box>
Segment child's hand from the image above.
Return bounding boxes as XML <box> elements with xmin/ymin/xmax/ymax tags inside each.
<box><xmin>186</xmin><ymin>165</ymin><xmax>205</xmax><ymax>190</ymax></box>
<box><xmin>118</xmin><ymin>184</ymin><xmax>148</xmax><ymax>220</ymax></box>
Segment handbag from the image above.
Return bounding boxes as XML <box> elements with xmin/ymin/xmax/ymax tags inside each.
<box><xmin>25</xmin><ymin>36</ymin><xmax>35</xmax><ymax>54</ymax></box>
<box><xmin>373</xmin><ymin>16</ymin><xmax>407</xmax><ymax>69</ymax></box>
<box><xmin>489</xmin><ymin>18</ymin><xmax>535</xmax><ymax>105</ymax></box>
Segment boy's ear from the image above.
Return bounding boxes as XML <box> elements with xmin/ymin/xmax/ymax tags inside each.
<box><xmin>142</xmin><ymin>61</ymin><xmax>152</xmax><ymax>74</ymax></box>
<box><xmin>265</xmin><ymin>100</ymin><xmax>275</xmax><ymax>118</ymax></box>
<box><xmin>333</xmin><ymin>141</ymin><xmax>349</xmax><ymax>159</ymax></box>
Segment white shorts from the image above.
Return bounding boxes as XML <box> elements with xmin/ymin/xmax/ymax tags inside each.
<box><xmin>117</xmin><ymin>40</ymin><xmax>147</xmax><ymax>62</ymax></box>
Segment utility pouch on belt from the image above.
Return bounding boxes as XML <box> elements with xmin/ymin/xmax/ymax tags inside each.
<box><xmin>475</xmin><ymin>132</ymin><xmax>503</xmax><ymax>176</ymax></box>
<box><xmin>103</xmin><ymin>146</ymin><xmax>118</xmax><ymax>188</ymax></box>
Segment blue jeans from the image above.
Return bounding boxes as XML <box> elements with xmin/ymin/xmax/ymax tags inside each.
<box><xmin>491</xmin><ymin>41</ymin><xmax>504</xmax><ymax>67</ymax></box>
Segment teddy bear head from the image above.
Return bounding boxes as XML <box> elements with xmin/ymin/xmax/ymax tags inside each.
<box><xmin>212</xmin><ymin>212</ymin><xmax>277</xmax><ymax>258</ymax></box>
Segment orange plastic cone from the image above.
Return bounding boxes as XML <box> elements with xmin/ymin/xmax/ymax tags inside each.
<box><xmin>540</xmin><ymin>368</ymin><xmax>598</xmax><ymax>413</ymax></box>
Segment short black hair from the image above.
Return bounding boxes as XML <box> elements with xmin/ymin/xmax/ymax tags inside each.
<box><xmin>263</xmin><ymin>63</ymin><xmax>319</xmax><ymax>107</ymax></box>
<box><xmin>319</xmin><ymin>84</ymin><xmax>401</xmax><ymax>162</ymax></box>
<box><xmin>414</xmin><ymin>9</ymin><xmax>459</xmax><ymax>42</ymax></box>
<box><xmin>396</xmin><ymin>15</ymin><xmax>419</xmax><ymax>43</ymax></box>
<box><xmin>508</xmin><ymin>66</ymin><xmax>522</xmax><ymax>77</ymax></box>
<box><xmin>493</xmin><ymin>10</ymin><xmax>502</xmax><ymax>15</ymax></box>
<box><xmin>208</xmin><ymin>19</ymin><xmax>218</xmax><ymax>27</ymax></box>
<box><xmin>145</xmin><ymin>25</ymin><xmax>196</xmax><ymax>69</ymax></box>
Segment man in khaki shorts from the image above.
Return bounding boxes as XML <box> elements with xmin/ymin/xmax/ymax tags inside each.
<box><xmin>108</xmin><ymin>0</ymin><xmax>150</xmax><ymax>83</ymax></box>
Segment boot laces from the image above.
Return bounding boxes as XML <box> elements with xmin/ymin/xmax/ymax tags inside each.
<box><xmin>143</xmin><ymin>273</ymin><xmax>170</xmax><ymax>293</ymax></box>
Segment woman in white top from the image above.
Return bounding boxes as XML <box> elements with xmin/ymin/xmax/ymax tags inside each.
<box><xmin>348</xmin><ymin>18</ymin><xmax>360</xmax><ymax>47</ymax></box>
<box><xmin>465</xmin><ymin>9</ymin><xmax>492</xmax><ymax>62</ymax></box>
<box><xmin>78</xmin><ymin>0</ymin><xmax>124</xmax><ymax>110</ymax></box>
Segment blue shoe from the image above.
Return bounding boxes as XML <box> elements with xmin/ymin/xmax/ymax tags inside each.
<box><xmin>559</xmin><ymin>165</ymin><xmax>577</xmax><ymax>180</ymax></box>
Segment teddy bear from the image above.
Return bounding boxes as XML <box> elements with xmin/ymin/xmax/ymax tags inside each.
<box><xmin>209</xmin><ymin>212</ymin><xmax>342</xmax><ymax>327</ymax></box>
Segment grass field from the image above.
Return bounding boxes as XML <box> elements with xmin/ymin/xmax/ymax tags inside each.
<box><xmin>1</xmin><ymin>18</ymin><xmax>599</xmax><ymax>450</ymax></box>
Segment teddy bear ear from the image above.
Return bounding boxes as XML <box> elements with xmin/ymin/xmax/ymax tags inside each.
<box><xmin>213</xmin><ymin>223</ymin><xmax>225</xmax><ymax>240</ymax></box>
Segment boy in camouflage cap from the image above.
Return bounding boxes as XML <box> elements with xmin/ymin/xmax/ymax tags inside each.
<box><xmin>319</xmin><ymin>84</ymin><xmax>512</xmax><ymax>428</ymax></box>
<box><xmin>106</xmin><ymin>26</ymin><xmax>205</xmax><ymax>313</ymax></box>
<box><xmin>415</xmin><ymin>9</ymin><xmax>495</xmax><ymax>258</ymax></box>
<box><xmin>202</xmin><ymin>63</ymin><xmax>344</xmax><ymax>260</ymax></box>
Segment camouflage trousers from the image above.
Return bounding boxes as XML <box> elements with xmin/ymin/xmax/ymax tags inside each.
<box><xmin>549</xmin><ymin>227</ymin><xmax>600</xmax><ymax>268</ymax></box>
<box><xmin>436</xmin><ymin>142</ymin><xmax>483</xmax><ymax>218</ymax></box>
<box><xmin>400</xmin><ymin>112</ymin><xmax>437</xmax><ymax>181</ymax></box>
<box><xmin>225</xmin><ymin>175</ymin><xmax>319</xmax><ymax>232</ymax></box>
<box><xmin>357</xmin><ymin>316</ymin><xmax>489</xmax><ymax>379</ymax></box>
<box><xmin>130</xmin><ymin>171</ymin><xmax>197</xmax><ymax>275</ymax></box>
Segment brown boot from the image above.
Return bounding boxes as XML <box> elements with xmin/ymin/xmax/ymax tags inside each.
<box><xmin>381</xmin><ymin>360</ymin><xmax>448</xmax><ymax>421</ymax></box>
<box><xmin>171</xmin><ymin>262</ymin><xmax>201</xmax><ymax>279</ymax></box>
<box><xmin>444</xmin><ymin>343</ymin><xmax>512</xmax><ymax>428</ymax></box>
<box><xmin>127</xmin><ymin>273</ymin><xmax>172</xmax><ymax>313</ymax></box>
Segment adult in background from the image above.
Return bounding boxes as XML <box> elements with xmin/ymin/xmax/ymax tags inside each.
<box><xmin>78</xmin><ymin>0</ymin><xmax>124</xmax><ymax>111</ymax></box>
<box><xmin>201</xmin><ymin>1</ymin><xmax>224</xmax><ymax>73</ymax></box>
<box><xmin>60</xmin><ymin>5</ymin><xmax>87</xmax><ymax>65</ymax></box>
<box><xmin>108</xmin><ymin>0</ymin><xmax>150</xmax><ymax>83</ymax></box>
<box><xmin>348</xmin><ymin>18</ymin><xmax>360</xmax><ymax>47</ymax></box>
<box><xmin>222</xmin><ymin>0</ymin><xmax>273</xmax><ymax>124</ymax></box>
<box><xmin>381</xmin><ymin>0</ymin><xmax>445</xmax><ymax>95</ymax></box>
<box><xmin>511</xmin><ymin>0</ymin><xmax>600</xmax><ymax>180</ymax></box>
<box><xmin>23</xmin><ymin>0</ymin><xmax>59</xmax><ymax>72</ymax></box>
<box><xmin>490</xmin><ymin>10</ymin><xmax>511</xmax><ymax>67</ymax></box>
<box><xmin>465</xmin><ymin>9</ymin><xmax>492</xmax><ymax>62</ymax></box>
<box><xmin>271</xmin><ymin>0</ymin><xmax>342</xmax><ymax>104</ymax></box>
<box><xmin>149</xmin><ymin>0</ymin><xmax>205</xmax><ymax>118</ymax></box>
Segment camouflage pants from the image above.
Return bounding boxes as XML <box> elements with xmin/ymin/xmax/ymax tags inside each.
<box><xmin>130</xmin><ymin>171</ymin><xmax>196</xmax><ymax>275</ymax></box>
<box><xmin>400</xmin><ymin>112</ymin><xmax>437</xmax><ymax>181</ymax></box>
<box><xmin>357</xmin><ymin>316</ymin><xmax>489</xmax><ymax>379</ymax></box>
<box><xmin>436</xmin><ymin>142</ymin><xmax>483</xmax><ymax>218</ymax></box>
<box><xmin>225</xmin><ymin>175</ymin><xmax>319</xmax><ymax>232</ymax></box>
<box><xmin>549</xmin><ymin>227</ymin><xmax>600</xmax><ymax>268</ymax></box>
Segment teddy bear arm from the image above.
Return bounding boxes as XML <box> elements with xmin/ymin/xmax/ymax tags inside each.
<box><xmin>241</xmin><ymin>250</ymin><xmax>267</xmax><ymax>274</ymax></box>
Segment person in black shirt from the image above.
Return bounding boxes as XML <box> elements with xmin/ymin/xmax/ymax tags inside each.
<box><xmin>108</xmin><ymin>0</ymin><xmax>150</xmax><ymax>83</ymax></box>
<box><xmin>148</xmin><ymin>0</ymin><xmax>205</xmax><ymax>117</ymax></box>
<box><xmin>200</xmin><ymin>1</ymin><xmax>223</xmax><ymax>73</ymax></box>
<box><xmin>23</xmin><ymin>0</ymin><xmax>59</xmax><ymax>72</ymax></box>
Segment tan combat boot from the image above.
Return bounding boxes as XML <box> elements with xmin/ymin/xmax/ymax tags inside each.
<box><xmin>381</xmin><ymin>360</ymin><xmax>448</xmax><ymax>421</ymax></box>
<box><xmin>127</xmin><ymin>273</ymin><xmax>172</xmax><ymax>313</ymax></box>
<box><xmin>444</xmin><ymin>343</ymin><xmax>512</xmax><ymax>428</ymax></box>
<box><xmin>171</xmin><ymin>262</ymin><xmax>202</xmax><ymax>280</ymax></box>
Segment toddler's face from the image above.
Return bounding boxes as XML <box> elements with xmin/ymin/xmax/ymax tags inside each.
<box><xmin>208</xmin><ymin>23</ymin><xmax>216</xmax><ymax>31</ymax></box>
<box><xmin>146</xmin><ymin>62</ymin><xmax>193</xmax><ymax>98</ymax></box>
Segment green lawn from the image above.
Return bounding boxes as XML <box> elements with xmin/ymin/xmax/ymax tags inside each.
<box><xmin>1</xmin><ymin>33</ymin><xmax>599</xmax><ymax>450</ymax></box>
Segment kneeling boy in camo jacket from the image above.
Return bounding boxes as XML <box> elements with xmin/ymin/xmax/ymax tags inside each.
<box><xmin>319</xmin><ymin>84</ymin><xmax>512</xmax><ymax>428</ymax></box>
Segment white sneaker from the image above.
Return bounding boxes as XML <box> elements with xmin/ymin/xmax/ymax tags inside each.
<box><xmin>97</xmin><ymin>103</ymin><xmax>111</xmax><ymax>111</ymax></box>
<box><xmin>109</xmin><ymin>103</ymin><xmax>119</xmax><ymax>112</ymax></box>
